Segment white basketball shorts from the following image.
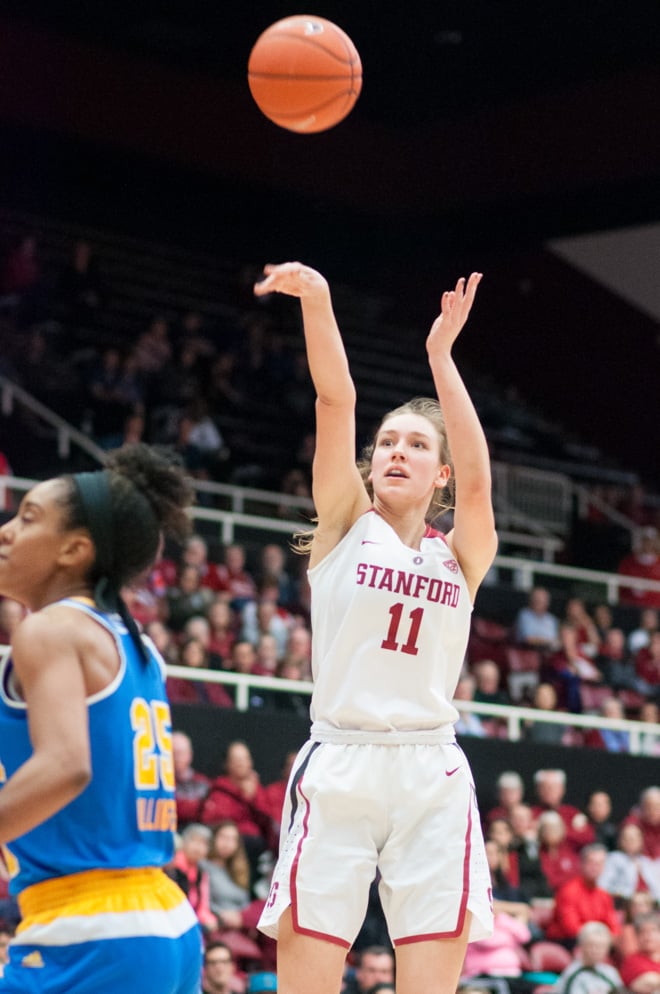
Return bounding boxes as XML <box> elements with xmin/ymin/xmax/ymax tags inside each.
<box><xmin>258</xmin><ymin>738</ymin><xmax>493</xmax><ymax>947</ymax></box>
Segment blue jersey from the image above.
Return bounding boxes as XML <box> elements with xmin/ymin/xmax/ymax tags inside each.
<box><xmin>0</xmin><ymin>598</ymin><xmax>177</xmax><ymax>894</ymax></box>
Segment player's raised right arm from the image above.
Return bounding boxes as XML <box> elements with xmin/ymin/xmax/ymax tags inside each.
<box><xmin>254</xmin><ymin>264</ymin><xmax>368</xmax><ymax>542</ymax></box>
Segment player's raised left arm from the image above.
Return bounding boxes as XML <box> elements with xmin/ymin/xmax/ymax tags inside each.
<box><xmin>426</xmin><ymin>273</ymin><xmax>497</xmax><ymax>599</ymax></box>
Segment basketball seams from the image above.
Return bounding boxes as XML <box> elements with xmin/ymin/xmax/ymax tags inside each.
<box><xmin>250</xmin><ymin>31</ymin><xmax>360</xmax><ymax>69</ymax></box>
<box><xmin>249</xmin><ymin>73</ymin><xmax>358</xmax><ymax>82</ymax></box>
<box><xmin>247</xmin><ymin>16</ymin><xmax>361</xmax><ymax>132</ymax></box>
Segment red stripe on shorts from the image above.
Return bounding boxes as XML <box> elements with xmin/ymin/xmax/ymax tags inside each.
<box><xmin>289</xmin><ymin>774</ymin><xmax>351</xmax><ymax>948</ymax></box>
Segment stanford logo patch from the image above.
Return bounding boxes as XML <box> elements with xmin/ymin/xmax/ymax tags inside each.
<box><xmin>443</xmin><ymin>559</ymin><xmax>459</xmax><ymax>574</ymax></box>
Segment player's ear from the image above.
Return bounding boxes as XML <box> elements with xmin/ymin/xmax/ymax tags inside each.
<box><xmin>57</xmin><ymin>530</ymin><xmax>95</xmax><ymax>571</ymax></box>
<box><xmin>434</xmin><ymin>464</ymin><xmax>451</xmax><ymax>488</ymax></box>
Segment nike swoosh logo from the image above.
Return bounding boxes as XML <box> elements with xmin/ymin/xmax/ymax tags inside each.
<box><xmin>361</xmin><ymin>540</ymin><xmax>381</xmax><ymax>545</ymax></box>
<box><xmin>446</xmin><ymin>767</ymin><xmax>460</xmax><ymax>777</ymax></box>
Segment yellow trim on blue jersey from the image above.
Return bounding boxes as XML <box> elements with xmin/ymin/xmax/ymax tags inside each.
<box><xmin>18</xmin><ymin>866</ymin><xmax>188</xmax><ymax>927</ymax></box>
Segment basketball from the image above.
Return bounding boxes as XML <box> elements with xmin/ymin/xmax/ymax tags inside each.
<box><xmin>247</xmin><ymin>15</ymin><xmax>362</xmax><ymax>134</ymax></box>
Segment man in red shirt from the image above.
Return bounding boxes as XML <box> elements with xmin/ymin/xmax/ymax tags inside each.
<box><xmin>545</xmin><ymin>844</ymin><xmax>621</xmax><ymax>947</ymax></box>
<box><xmin>620</xmin><ymin>912</ymin><xmax>660</xmax><ymax>993</ymax></box>
<box><xmin>172</xmin><ymin>730</ymin><xmax>211</xmax><ymax>829</ymax></box>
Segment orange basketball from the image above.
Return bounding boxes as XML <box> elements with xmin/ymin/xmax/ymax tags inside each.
<box><xmin>247</xmin><ymin>15</ymin><xmax>362</xmax><ymax>134</ymax></box>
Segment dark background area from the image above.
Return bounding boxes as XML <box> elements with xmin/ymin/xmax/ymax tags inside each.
<box><xmin>173</xmin><ymin>702</ymin><xmax>657</xmax><ymax>823</ymax></box>
<box><xmin>0</xmin><ymin>1</ymin><xmax>659</xmax><ymax>481</ymax></box>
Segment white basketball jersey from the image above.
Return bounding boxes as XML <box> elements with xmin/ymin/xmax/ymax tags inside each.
<box><xmin>308</xmin><ymin>509</ymin><xmax>472</xmax><ymax>736</ymax></box>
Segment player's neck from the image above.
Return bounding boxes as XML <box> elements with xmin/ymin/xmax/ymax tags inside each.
<box><xmin>374</xmin><ymin>501</ymin><xmax>427</xmax><ymax>550</ymax></box>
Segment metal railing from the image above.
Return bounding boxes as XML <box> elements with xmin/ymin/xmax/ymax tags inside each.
<box><xmin>163</xmin><ymin>664</ymin><xmax>660</xmax><ymax>755</ymax></box>
<box><xmin>2</xmin><ymin>476</ymin><xmax>660</xmax><ymax>605</ymax></box>
<box><xmin>0</xmin><ymin>647</ymin><xmax>656</xmax><ymax>756</ymax></box>
<box><xmin>2</xmin><ymin>372</ymin><xmax>655</xmax><ymax>563</ymax></box>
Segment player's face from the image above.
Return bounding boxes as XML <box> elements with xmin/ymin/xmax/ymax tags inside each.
<box><xmin>370</xmin><ymin>413</ymin><xmax>449</xmax><ymax>504</ymax></box>
<box><xmin>0</xmin><ymin>479</ymin><xmax>77</xmax><ymax>606</ymax></box>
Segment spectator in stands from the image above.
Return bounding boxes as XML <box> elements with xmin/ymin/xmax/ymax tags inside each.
<box><xmin>638</xmin><ymin>701</ymin><xmax>660</xmax><ymax>756</ymax></box>
<box><xmin>207</xmin><ymin>597</ymin><xmax>238</xmax><ymax>662</ymax></box>
<box><xmin>616</xmin><ymin>891</ymin><xmax>658</xmax><ymax>962</ymax></box>
<box><xmin>524</xmin><ymin>682</ymin><xmax>567</xmax><ymax>745</ymax></box>
<box><xmin>167</xmin><ymin>823</ymin><xmax>218</xmax><ymax>934</ymax></box>
<box><xmin>272</xmin><ymin>657</ymin><xmax>312</xmax><ymax>717</ymax></box>
<box><xmin>508</xmin><ymin>803</ymin><xmax>554</xmax><ymax>902</ymax></box>
<box><xmin>599</xmin><ymin>823</ymin><xmax>660</xmax><ymax>904</ymax></box>
<box><xmin>280</xmin><ymin>623</ymin><xmax>312</xmax><ymax>680</ymax></box>
<box><xmin>203</xmin><ymin>820</ymin><xmax>251</xmax><ymax>921</ymax></box>
<box><xmin>253</xmin><ymin>633</ymin><xmax>281</xmax><ymax>677</ymax></box>
<box><xmin>240</xmin><ymin>580</ymin><xmax>292</xmax><ymax>659</ymax></box>
<box><xmin>471</xmin><ymin>659</ymin><xmax>510</xmax><ymax>737</ymax></box>
<box><xmin>207</xmin><ymin>351</ymin><xmax>247</xmax><ymax>419</ymax></box>
<box><xmin>453</xmin><ymin>673</ymin><xmax>487</xmax><ymax>738</ymax></box>
<box><xmin>553</xmin><ymin>921</ymin><xmax>622</xmax><ymax>994</ymax></box>
<box><xmin>586</xmin><ymin>697</ymin><xmax>630</xmax><ymax>752</ymax></box>
<box><xmin>201</xmin><ymin>741</ymin><xmax>277</xmax><ymax>876</ymax></box>
<box><xmin>460</xmin><ymin>904</ymin><xmax>530</xmax><ymax>990</ymax></box>
<box><xmin>144</xmin><ymin>618</ymin><xmax>179</xmax><ymax>665</ymax></box>
<box><xmin>161</xmin><ymin>534</ymin><xmax>224</xmax><ymax>591</ymax></box>
<box><xmin>172</xmin><ymin>730</ymin><xmax>211</xmax><ymax>830</ymax></box>
<box><xmin>87</xmin><ymin>346</ymin><xmax>143</xmax><ymax>448</ymax></box>
<box><xmin>486</xmin><ymin>820</ymin><xmax>519</xmax><ymax>888</ymax></box>
<box><xmin>182</xmin><ymin>615</ymin><xmax>224</xmax><ymax>669</ymax></box>
<box><xmin>595</xmin><ymin>626</ymin><xmax>644</xmax><ymax>694</ymax></box>
<box><xmin>227</xmin><ymin>639</ymin><xmax>257</xmax><ymax>676</ymax></box>
<box><xmin>549</xmin><ymin>623</ymin><xmax>603</xmax><ymax>713</ymax></box>
<box><xmin>342</xmin><ymin>946</ymin><xmax>395</xmax><ymax>994</ymax></box>
<box><xmin>620</xmin><ymin>912</ymin><xmax>660</xmax><ymax>993</ymax></box>
<box><xmin>55</xmin><ymin>238</ymin><xmax>107</xmax><ymax>331</ymax></box>
<box><xmin>537</xmin><ymin>811</ymin><xmax>581</xmax><ymax>893</ymax></box>
<box><xmin>635</xmin><ymin>631</ymin><xmax>660</xmax><ymax>698</ymax></box>
<box><xmin>562</xmin><ymin>597</ymin><xmax>601</xmax><ymax>659</ymax></box>
<box><xmin>216</xmin><ymin>543</ymin><xmax>258</xmax><ymax>610</ymax></box>
<box><xmin>485</xmin><ymin>771</ymin><xmax>525</xmax><ymax>827</ymax></box>
<box><xmin>202</xmin><ymin>941</ymin><xmax>242</xmax><ymax>994</ymax></box>
<box><xmin>513</xmin><ymin>586</ymin><xmax>560</xmax><ymax>652</ymax></box>
<box><xmin>167</xmin><ymin>563</ymin><xmax>216</xmax><ymax>632</ymax></box>
<box><xmin>460</xmin><ymin>840</ymin><xmax>531</xmax><ymax>989</ymax></box>
<box><xmin>166</xmin><ymin>637</ymin><xmax>234</xmax><ymax>709</ymax></box>
<box><xmin>0</xmin><ymin>597</ymin><xmax>25</xmax><ymax>643</ymax></box>
<box><xmin>133</xmin><ymin>314</ymin><xmax>173</xmax><ymax>378</ymax></box>
<box><xmin>532</xmin><ymin>769</ymin><xmax>595</xmax><ymax>850</ymax></box>
<box><xmin>263</xmin><ymin>750</ymin><xmax>298</xmax><ymax>828</ymax></box>
<box><xmin>593</xmin><ymin>603</ymin><xmax>615</xmax><ymax>646</ymax></box>
<box><xmin>177</xmin><ymin>397</ymin><xmax>229</xmax><ymax>478</ymax></box>
<box><xmin>257</xmin><ymin>543</ymin><xmax>298</xmax><ymax>609</ymax></box>
<box><xmin>122</xmin><ymin>576</ymin><xmax>162</xmax><ymax>628</ymax></box>
<box><xmin>586</xmin><ymin>791</ymin><xmax>619</xmax><ymax>852</ymax></box>
<box><xmin>629</xmin><ymin>608</ymin><xmax>660</xmax><ymax>655</ymax></box>
<box><xmin>545</xmin><ymin>844</ymin><xmax>621</xmax><ymax>948</ymax></box>
<box><xmin>473</xmin><ymin>659</ymin><xmax>510</xmax><ymax>707</ymax></box>
<box><xmin>623</xmin><ymin>787</ymin><xmax>660</xmax><ymax>858</ymax></box>
<box><xmin>617</xmin><ymin>527</ymin><xmax>660</xmax><ymax>609</ymax></box>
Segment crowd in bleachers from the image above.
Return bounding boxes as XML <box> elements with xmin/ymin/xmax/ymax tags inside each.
<box><xmin>3</xmin><ymin>224</ymin><xmax>660</xmax><ymax>993</ymax></box>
